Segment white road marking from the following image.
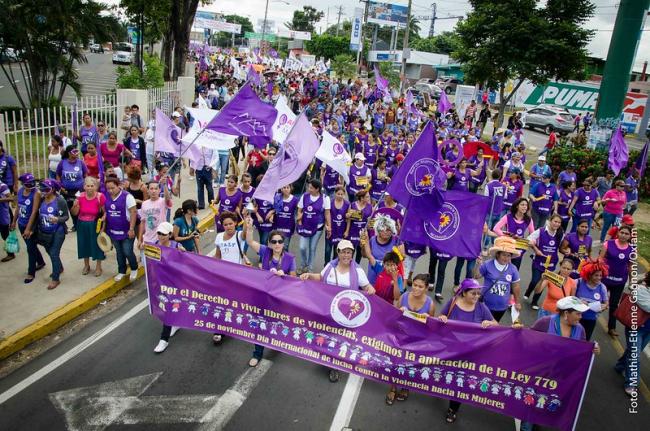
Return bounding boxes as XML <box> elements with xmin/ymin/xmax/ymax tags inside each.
<box><xmin>329</xmin><ymin>374</ymin><xmax>364</xmax><ymax>431</ymax></box>
<box><xmin>0</xmin><ymin>298</ymin><xmax>148</xmax><ymax>405</ymax></box>
<box><xmin>197</xmin><ymin>359</ymin><xmax>273</xmax><ymax>431</ymax></box>
<box><xmin>0</xmin><ymin>86</ymin><xmax>4</xmax><ymax>89</ymax></box>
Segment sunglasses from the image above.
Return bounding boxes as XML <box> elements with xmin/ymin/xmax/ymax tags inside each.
<box><xmin>616</xmin><ymin>184</ymin><xmax>624</xmax><ymax>188</ymax></box>
<box><xmin>269</xmin><ymin>239</ymin><xmax>284</xmax><ymax>244</ymax></box>
<box><xmin>98</xmin><ymin>124</ymin><xmax>105</xmax><ymax>127</ymax></box>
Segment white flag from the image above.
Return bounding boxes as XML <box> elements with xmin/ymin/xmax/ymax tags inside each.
<box><xmin>271</xmin><ymin>95</ymin><xmax>297</xmax><ymax>144</ymax></box>
<box><xmin>182</xmin><ymin>106</ymin><xmax>237</xmax><ymax>150</ymax></box>
<box><xmin>198</xmin><ymin>94</ymin><xmax>209</xmax><ymax>109</ymax></box>
<box><xmin>315</xmin><ymin>130</ymin><xmax>352</xmax><ymax>184</ymax></box>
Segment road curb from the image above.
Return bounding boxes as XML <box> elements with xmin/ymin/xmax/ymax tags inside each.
<box><xmin>0</xmin><ymin>213</ymin><xmax>215</xmax><ymax>361</ymax></box>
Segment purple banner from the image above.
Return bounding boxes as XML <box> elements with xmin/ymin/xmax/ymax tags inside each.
<box><xmin>145</xmin><ymin>245</ymin><xmax>594</xmax><ymax>431</ymax></box>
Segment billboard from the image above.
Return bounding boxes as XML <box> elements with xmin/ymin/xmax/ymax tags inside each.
<box><xmin>245</xmin><ymin>32</ymin><xmax>276</xmax><ymax>42</ymax></box>
<box><xmin>367</xmin><ymin>1</ymin><xmax>409</xmax><ymax>27</ymax></box>
<box><xmin>277</xmin><ymin>28</ymin><xmax>312</xmax><ymax>41</ymax></box>
<box><xmin>349</xmin><ymin>7</ymin><xmax>363</xmax><ymax>52</ymax></box>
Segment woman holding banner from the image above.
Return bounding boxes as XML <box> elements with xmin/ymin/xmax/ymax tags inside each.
<box><xmin>152</xmin><ymin>221</ymin><xmax>184</xmax><ymax>353</ymax></box>
<box><xmin>493</xmin><ymin>198</ymin><xmax>534</xmax><ymax>269</ymax></box>
<box><xmin>560</xmin><ymin>219</ymin><xmax>593</xmax><ymax>279</ymax></box>
<box><xmin>524</xmin><ymin>296</ymin><xmax>599</xmax><ymax>431</ymax></box>
<box><xmin>244</xmin><ymin>218</ymin><xmax>297</xmax><ymax>367</ymax></box>
<box><xmin>437</xmin><ymin>278</ymin><xmax>498</xmax><ymax>423</ymax></box>
<box><xmin>300</xmin><ymin>239</ymin><xmax>375</xmax><ymax>382</ymax></box>
<box><xmin>473</xmin><ymin>237</ymin><xmax>522</xmax><ymax>322</ymax></box>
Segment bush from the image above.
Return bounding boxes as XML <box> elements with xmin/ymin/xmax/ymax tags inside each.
<box><xmin>116</xmin><ymin>54</ymin><xmax>165</xmax><ymax>89</ymax></box>
<box><xmin>547</xmin><ymin>136</ymin><xmax>648</xmax><ymax>198</ymax></box>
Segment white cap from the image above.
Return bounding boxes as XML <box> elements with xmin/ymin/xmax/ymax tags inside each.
<box><xmin>171</xmin><ymin>112</ymin><xmax>182</xmax><ymax>118</ymax></box>
<box><xmin>337</xmin><ymin>239</ymin><xmax>355</xmax><ymax>251</ymax></box>
<box><xmin>556</xmin><ymin>296</ymin><xmax>589</xmax><ymax>313</ymax></box>
<box><xmin>157</xmin><ymin>221</ymin><xmax>174</xmax><ymax>235</ymax></box>
<box><xmin>354</xmin><ymin>152</ymin><xmax>366</xmax><ymax>161</ymax></box>
<box><xmin>538</xmin><ymin>155</ymin><xmax>546</xmax><ymax>161</ymax></box>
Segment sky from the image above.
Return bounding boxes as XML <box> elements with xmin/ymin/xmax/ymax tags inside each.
<box><xmin>112</xmin><ymin>0</ymin><xmax>650</xmax><ymax>70</ymax></box>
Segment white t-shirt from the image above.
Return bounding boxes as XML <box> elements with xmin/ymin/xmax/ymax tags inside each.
<box><xmin>320</xmin><ymin>265</ymin><xmax>370</xmax><ymax>289</ymax></box>
<box><xmin>298</xmin><ymin>193</ymin><xmax>331</xmax><ymax>210</ymax></box>
<box><xmin>215</xmin><ymin>231</ymin><xmax>245</xmax><ymax>264</ymax></box>
<box><xmin>139</xmin><ymin>198</ymin><xmax>171</xmax><ymax>243</ymax></box>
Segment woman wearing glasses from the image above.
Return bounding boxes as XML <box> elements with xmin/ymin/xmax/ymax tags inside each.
<box><xmin>437</xmin><ymin>278</ymin><xmax>498</xmax><ymax>423</ymax></box>
<box><xmin>244</xmin><ymin>219</ymin><xmax>297</xmax><ymax>367</ymax></box>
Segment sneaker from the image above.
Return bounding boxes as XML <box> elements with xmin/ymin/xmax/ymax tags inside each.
<box><xmin>129</xmin><ymin>270</ymin><xmax>138</xmax><ymax>282</ymax></box>
<box><xmin>523</xmin><ymin>295</ymin><xmax>529</xmax><ymax>300</ymax></box>
<box><xmin>328</xmin><ymin>369</ymin><xmax>340</xmax><ymax>383</ymax></box>
<box><xmin>624</xmin><ymin>386</ymin><xmax>637</xmax><ymax>397</ymax></box>
<box><xmin>428</xmin><ymin>283</ymin><xmax>435</xmax><ymax>292</ymax></box>
<box><xmin>114</xmin><ymin>273</ymin><xmax>126</xmax><ymax>282</ymax></box>
<box><xmin>435</xmin><ymin>293</ymin><xmax>444</xmax><ymax>303</ymax></box>
<box><xmin>212</xmin><ymin>334</ymin><xmax>223</xmax><ymax>345</ymax></box>
<box><xmin>170</xmin><ymin>326</ymin><xmax>180</xmax><ymax>337</ymax></box>
<box><xmin>153</xmin><ymin>340</ymin><xmax>169</xmax><ymax>353</ymax></box>
<box><xmin>249</xmin><ymin>357</ymin><xmax>260</xmax><ymax>367</ymax></box>
<box><xmin>531</xmin><ymin>305</ymin><xmax>539</xmax><ymax>310</ymax></box>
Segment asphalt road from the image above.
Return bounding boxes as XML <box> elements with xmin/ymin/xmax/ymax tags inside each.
<box><xmin>0</xmin><ymin>224</ymin><xmax>647</xmax><ymax>431</ymax></box>
<box><xmin>0</xmin><ymin>51</ymin><xmax>117</xmax><ymax>107</ymax></box>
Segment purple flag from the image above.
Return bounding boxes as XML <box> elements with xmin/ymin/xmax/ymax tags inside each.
<box><xmin>401</xmin><ymin>190</ymin><xmax>490</xmax><ymax>258</ymax></box>
<box><xmin>269</xmin><ymin>48</ymin><xmax>278</xmax><ymax>59</ymax></box>
<box><xmin>266</xmin><ymin>80</ymin><xmax>274</xmax><ymax>97</ymax></box>
<box><xmin>153</xmin><ymin>109</ymin><xmax>202</xmax><ymax>164</ymax></box>
<box><xmin>247</xmin><ymin>66</ymin><xmax>261</xmax><ymax>86</ymax></box>
<box><xmin>253</xmin><ymin>113</ymin><xmax>320</xmax><ymax>202</ymax></box>
<box><xmin>146</xmin><ymin>244</ymin><xmax>595</xmax><ymax>431</ymax></box>
<box><xmin>204</xmin><ymin>84</ymin><xmax>277</xmax><ymax>143</ymax></box>
<box><xmin>635</xmin><ymin>141</ymin><xmax>648</xmax><ymax>178</ymax></box>
<box><xmin>608</xmin><ymin>126</ymin><xmax>628</xmax><ymax>176</ymax></box>
<box><xmin>385</xmin><ymin>121</ymin><xmax>445</xmax><ymax>208</ymax></box>
<box><xmin>438</xmin><ymin>90</ymin><xmax>452</xmax><ymax>114</ymax></box>
<box><xmin>374</xmin><ymin>64</ymin><xmax>389</xmax><ymax>91</ymax></box>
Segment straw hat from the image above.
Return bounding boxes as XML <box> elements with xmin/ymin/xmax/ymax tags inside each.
<box><xmin>489</xmin><ymin>236</ymin><xmax>520</xmax><ymax>256</ymax></box>
<box><xmin>97</xmin><ymin>232</ymin><xmax>113</xmax><ymax>253</ymax></box>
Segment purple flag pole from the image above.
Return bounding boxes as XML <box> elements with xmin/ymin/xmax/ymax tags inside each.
<box><xmin>167</xmin><ymin>80</ymin><xmax>253</xmax><ymax>174</ymax></box>
<box><xmin>635</xmin><ymin>141</ymin><xmax>648</xmax><ymax>178</ymax></box>
<box><xmin>71</xmin><ymin>103</ymin><xmax>78</xmax><ymax>147</ymax></box>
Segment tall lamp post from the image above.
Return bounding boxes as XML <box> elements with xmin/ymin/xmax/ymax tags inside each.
<box><xmin>261</xmin><ymin>0</ymin><xmax>290</xmax><ymax>54</ymax></box>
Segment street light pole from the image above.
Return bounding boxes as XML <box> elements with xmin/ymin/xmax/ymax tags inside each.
<box><xmin>399</xmin><ymin>0</ymin><xmax>412</xmax><ymax>95</ymax></box>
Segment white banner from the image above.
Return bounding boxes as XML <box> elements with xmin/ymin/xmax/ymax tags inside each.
<box><xmin>271</xmin><ymin>95</ymin><xmax>297</xmax><ymax>144</ymax></box>
<box><xmin>454</xmin><ymin>85</ymin><xmax>479</xmax><ymax>119</ymax></box>
<box><xmin>277</xmin><ymin>28</ymin><xmax>311</xmax><ymax>40</ymax></box>
<box><xmin>315</xmin><ymin>60</ymin><xmax>328</xmax><ymax>75</ymax></box>
<box><xmin>183</xmin><ymin>107</ymin><xmax>237</xmax><ymax>150</ymax></box>
<box><xmin>350</xmin><ymin>8</ymin><xmax>363</xmax><ymax>52</ymax></box>
<box><xmin>194</xmin><ymin>18</ymin><xmax>242</xmax><ymax>34</ymax></box>
<box><xmin>316</xmin><ymin>131</ymin><xmax>352</xmax><ymax>184</ymax></box>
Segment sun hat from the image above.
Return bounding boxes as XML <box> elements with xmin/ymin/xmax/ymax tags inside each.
<box><xmin>354</xmin><ymin>152</ymin><xmax>366</xmax><ymax>161</ymax></box>
<box><xmin>337</xmin><ymin>239</ymin><xmax>355</xmax><ymax>251</ymax></box>
<box><xmin>156</xmin><ymin>221</ymin><xmax>174</xmax><ymax>235</ymax></box>
<box><xmin>97</xmin><ymin>232</ymin><xmax>113</xmax><ymax>253</ymax></box>
<box><xmin>489</xmin><ymin>236</ymin><xmax>520</xmax><ymax>256</ymax></box>
<box><xmin>171</xmin><ymin>111</ymin><xmax>182</xmax><ymax>118</ymax></box>
<box><xmin>556</xmin><ymin>296</ymin><xmax>589</xmax><ymax>313</ymax></box>
<box><xmin>395</xmin><ymin>153</ymin><xmax>405</xmax><ymax>162</ymax></box>
<box><xmin>512</xmin><ymin>152</ymin><xmax>521</xmax><ymax>158</ymax></box>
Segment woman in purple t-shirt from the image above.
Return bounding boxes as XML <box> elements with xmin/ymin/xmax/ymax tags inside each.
<box><xmin>599</xmin><ymin>225</ymin><xmax>632</xmax><ymax>337</ymax></box>
<box><xmin>438</xmin><ymin>278</ymin><xmax>498</xmax><ymax>423</ymax></box>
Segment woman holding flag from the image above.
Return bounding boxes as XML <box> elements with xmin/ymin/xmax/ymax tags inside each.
<box><xmin>560</xmin><ymin>219</ymin><xmax>593</xmax><ymax>279</ymax></box>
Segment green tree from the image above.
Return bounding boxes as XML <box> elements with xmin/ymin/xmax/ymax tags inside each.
<box><xmin>410</xmin><ymin>31</ymin><xmax>461</xmax><ymax>56</ymax></box>
<box><xmin>330</xmin><ymin>54</ymin><xmax>357</xmax><ymax>79</ymax></box>
<box><xmin>0</xmin><ymin>0</ymin><xmax>119</xmax><ymax>109</ymax></box>
<box><xmin>120</xmin><ymin>0</ymin><xmax>171</xmax><ymax>53</ymax></box>
<box><xmin>116</xmin><ymin>53</ymin><xmax>165</xmax><ymax>89</ymax></box>
<box><xmin>305</xmin><ymin>34</ymin><xmax>351</xmax><ymax>60</ymax></box>
<box><xmin>285</xmin><ymin>6</ymin><xmax>324</xmax><ymax>33</ymax></box>
<box><xmin>455</xmin><ymin>0</ymin><xmax>595</xmax><ymax>128</ymax></box>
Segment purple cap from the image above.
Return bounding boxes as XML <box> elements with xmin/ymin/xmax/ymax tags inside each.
<box><xmin>19</xmin><ymin>173</ymin><xmax>35</xmax><ymax>184</ymax></box>
<box><xmin>455</xmin><ymin>278</ymin><xmax>482</xmax><ymax>296</ymax></box>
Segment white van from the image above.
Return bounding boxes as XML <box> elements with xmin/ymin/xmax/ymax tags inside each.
<box><xmin>112</xmin><ymin>42</ymin><xmax>134</xmax><ymax>65</ymax></box>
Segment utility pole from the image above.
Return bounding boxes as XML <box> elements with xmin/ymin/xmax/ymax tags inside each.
<box><xmin>399</xmin><ymin>0</ymin><xmax>412</xmax><ymax>94</ymax></box>
<box><xmin>428</xmin><ymin>3</ymin><xmax>436</xmax><ymax>37</ymax></box>
<box><xmin>261</xmin><ymin>0</ymin><xmax>269</xmax><ymax>54</ymax></box>
<box><xmin>336</xmin><ymin>5</ymin><xmax>344</xmax><ymax>36</ymax></box>
<box><xmin>357</xmin><ymin>0</ymin><xmax>370</xmax><ymax>71</ymax></box>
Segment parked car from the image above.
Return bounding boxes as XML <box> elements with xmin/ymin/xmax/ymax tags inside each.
<box><xmin>89</xmin><ymin>43</ymin><xmax>104</xmax><ymax>53</ymax></box>
<box><xmin>411</xmin><ymin>82</ymin><xmax>442</xmax><ymax>100</ymax></box>
<box><xmin>521</xmin><ymin>104</ymin><xmax>574</xmax><ymax>135</ymax></box>
<box><xmin>0</xmin><ymin>47</ymin><xmax>20</xmax><ymax>63</ymax></box>
<box><xmin>436</xmin><ymin>77</ymin><xmax>463</xmax><ymax>95</ymax></box>
<box><xmin>112</xmin><ymin>42</ymin><xmax>134</xmax><ymax>65</ymax></box>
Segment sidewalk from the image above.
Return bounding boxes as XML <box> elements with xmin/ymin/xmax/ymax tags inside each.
<box><xmin>0</xmin><ymin>166</ymin><xmax>216</xmax><ymax>359</ymax></box>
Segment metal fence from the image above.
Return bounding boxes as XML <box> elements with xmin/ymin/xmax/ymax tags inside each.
<box><xmin>147</xmin><ymin>81</ymin><xmax>180</xmax><ymax>117</ymax></box>
<box><xmin>1</xmin><ymin>82</ymin><xmax>179</xmax><ymax>180</ymax></box>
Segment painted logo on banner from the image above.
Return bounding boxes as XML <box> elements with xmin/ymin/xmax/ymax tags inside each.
<box><xmin>405</xmin><ymin>158</ymin><xmax>444</xmax><ymax>196</ymax></box>
<box><xmin>330</xmin><ymin>290</ymin><xmax>371</xmax><ymax>328</ymax></box>
<box><xmin>424</xmin><ymin>202</ymin><xmax>460</xmax><ymax>241</ymax></box>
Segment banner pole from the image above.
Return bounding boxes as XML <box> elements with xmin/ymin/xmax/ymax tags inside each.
<box><xmin>481</xmin><ymin>190</ymin><xmax>497</xmax><ymax>252</ymax></box>
<box><xmin>167</xmin><ymin>79</ymin><xmax>254</xmax><ymax>175</ymax></box>
<box><xmin>572</xmin><ymin>352</ymin><xmax>596</xmax><ymax>431</ymax></box>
